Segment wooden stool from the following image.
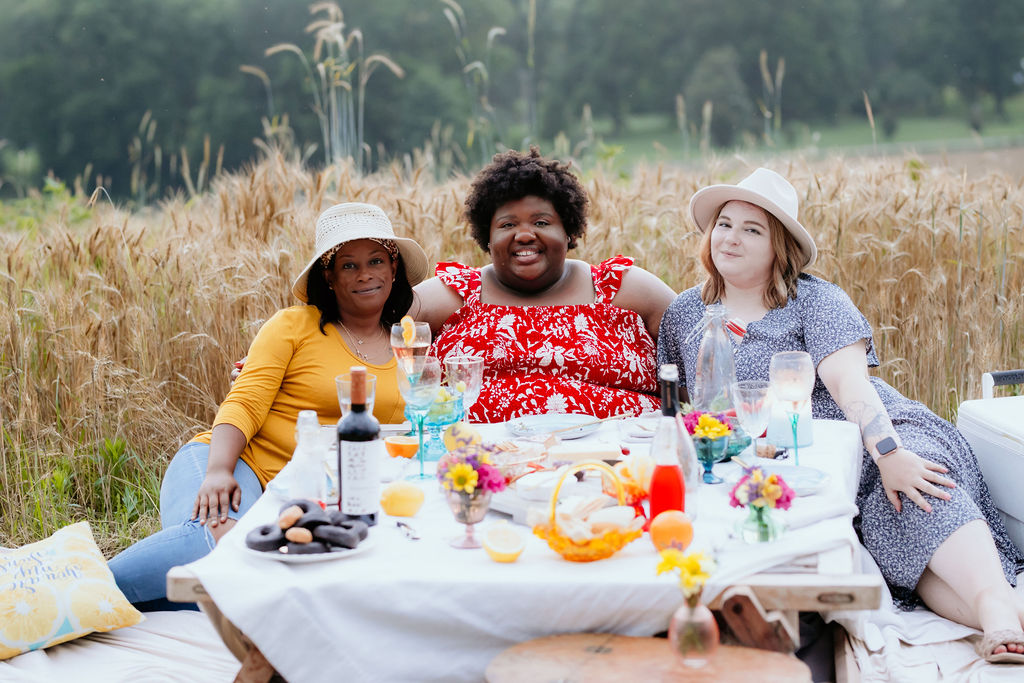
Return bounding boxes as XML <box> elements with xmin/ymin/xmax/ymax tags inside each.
<box><xmin>485</xmin><ymin>633</ymin><xmax>812</xmax><ymax>683</ymax></box>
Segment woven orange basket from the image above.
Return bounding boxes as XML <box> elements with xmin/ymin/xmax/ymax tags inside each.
<box><xmin>532</xmin><ymin>460</ymin><xmax>643</xmax><ymax>562</ymax></box>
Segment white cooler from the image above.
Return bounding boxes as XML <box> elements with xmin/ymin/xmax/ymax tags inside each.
<box><xmin>957</xmin><ymin>383</ymin><xmax>1024</xmax><ymax>555</ymax></box>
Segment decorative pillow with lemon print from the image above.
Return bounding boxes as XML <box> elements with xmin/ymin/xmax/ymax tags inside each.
<box><xmin>0</xmin><ymin>521</ymin><xmax>144</xmax><ymax>660</ymax></box>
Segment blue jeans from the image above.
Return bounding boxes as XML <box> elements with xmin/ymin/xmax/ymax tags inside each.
<box><xmin>108</xmin><ymin>441</ymin><xmax>263</xmax><ymax>610</ymax></box>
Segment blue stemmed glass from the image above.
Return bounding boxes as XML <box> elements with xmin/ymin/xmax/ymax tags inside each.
<box><xmin>395</xmin><ymin>356</ymin><xmax>442</xmax><ymax>480</ymax></box>
<box><xmin>419</xmin><ymin>391</ymin><xmax>464</xmax><ymax>461</ymax></box>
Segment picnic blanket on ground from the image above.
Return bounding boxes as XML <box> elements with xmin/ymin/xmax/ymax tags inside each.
<box><xmin>0</xmin><ymin>611</ymin><xmax>238</xmax><ymax>682</ymax></box>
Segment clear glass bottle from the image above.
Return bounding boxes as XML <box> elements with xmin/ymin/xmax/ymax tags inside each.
<box><xmin>287</xmin><ymin>409</ymin><xmax>326</xmax><ymax>502</ymax></box>
<box><xmin>692</xmin><ymin>303</ymin><xmax>737</xmax><ymax>413</ymax></box>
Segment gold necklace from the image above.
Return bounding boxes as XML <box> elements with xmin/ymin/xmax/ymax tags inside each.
<box><xmin>336</xmin><ymin>321</ymin><xmax>384</xmax><ymax>362</ymax></box>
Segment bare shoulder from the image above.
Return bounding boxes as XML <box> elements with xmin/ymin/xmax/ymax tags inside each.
<box><xmin>411</xmin><ymin>277</ymin><xmax>465</xmax><ymax>332</ymax></box>
<box><xmin>611</xmin><ymin>264</ymin><xmax>677</xmax><ymax>340</ymax></box>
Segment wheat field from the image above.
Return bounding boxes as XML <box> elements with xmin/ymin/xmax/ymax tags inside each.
<box><xmin>1</xmin><ymin>152</ymin><xmax>1021</xmax><ymax>552</ymax></box>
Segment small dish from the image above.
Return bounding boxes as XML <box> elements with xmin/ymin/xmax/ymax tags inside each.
<box><xmin>728</xmin><ymin>464</ymin><xmax>830</xmax><ymax>497</ymax></box>
<box><xmin>506</xmin><ymin>414</ymin><xmax>601</xmax><ymax>440</ymax></box>
<box><xmin>244</xmin><ymin>535</ymin><xmax>376</xmax><ymax>563</ymax></box>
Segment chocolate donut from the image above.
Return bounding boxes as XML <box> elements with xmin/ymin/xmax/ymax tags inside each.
<box><xmin>296</xmin><ymin>509</ymin><xmax>332</xmax><ymax>530</ymax></box>
<box><xmin>312</xmin><ymin>524</ymin><xmax>360</xmax><ymax>549</ymax></box>
<box><xmin>280</xmin><ymin>499</ymin><xmax>319</xmax><ymax>515</ymax></box>
<box><xmin>339</xmin><ymin>520</ymin><xmax>369</xmax><ymax>541</ymax></box>
<box><xmin>283</xmin><ymin>541</ymin><xmax>330</xmax><ymax>555</ymax></box>
<box><xmin>245</xmin><ymin>523</ymin><xmax>286</xmax><ymax>552</ymax></box>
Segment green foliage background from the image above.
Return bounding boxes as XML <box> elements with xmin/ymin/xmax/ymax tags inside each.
<box><xmin>0</xmin><ymin>0</ymin><xmax>1022</xmax><ymax>197</ymax></box>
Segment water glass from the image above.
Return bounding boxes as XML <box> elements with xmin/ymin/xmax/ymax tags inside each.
<box><xmin>336</xmin><ymin>372</ymin><xmax>377</xmax><ymax>417</ymax></box>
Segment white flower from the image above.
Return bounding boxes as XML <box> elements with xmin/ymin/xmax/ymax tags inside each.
<box><xmin>535</xmin><ymin>342</ymin><xmax>566</xmax><ymax>367</ymax></box>
<box><xmin>492</xmin><ymin>346</ymin><xmax>507</xmax><ymax>360</ymax></box>
<box><xmin>497</xmin><ymin>314</ymin><xmax>517</xmax><ymax>333</ymax></box>
<box><xmin>545</xmin><ymin>393</ymin><xmax>569</xmax><ymax>413</ymax></box>
<box><xmin>573</xmin><ymin>314</ymin><xmax>588</xmax><ymax>332</ymax></box>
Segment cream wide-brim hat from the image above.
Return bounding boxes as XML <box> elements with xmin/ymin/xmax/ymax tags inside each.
<box><xmin>688</xmin><ymin>167</ymin><xmax>817</xmax><ymax>269</ymax></box>
<box><xmin>291</xmin><ymin>202</ymin><xmax>431</xmax><ymax>302</ymax></box>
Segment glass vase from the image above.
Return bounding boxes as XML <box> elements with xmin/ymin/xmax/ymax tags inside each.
<box><xmin>738</xmin><ymin>504</ymin><xmax>782</xmax><ymax>543</ymax></box>
<box><xmin>694</xmin><ymin>436</ymin><xmax>729</xmax><ymax>484</ymax></box>
<box><xmin>444</xmin><ymin>488</ymin><xmax>492</xmax><ymax>548</ymax></box>
<box><xmin>668</xmin><ymin>599</ymin><xmax>719</xmax><ymax>668</ymax></box>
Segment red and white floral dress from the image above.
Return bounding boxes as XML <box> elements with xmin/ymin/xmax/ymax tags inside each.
<box><xmin>431</xmin><ymin>256</ymin><xmax>660</xmax><ymax>422</ymax></box>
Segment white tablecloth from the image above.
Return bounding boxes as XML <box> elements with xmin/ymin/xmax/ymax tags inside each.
<box><xmin>187</xmin><ymin>418</ymin><xmax>864</xmax><ymax>682</ymax></box>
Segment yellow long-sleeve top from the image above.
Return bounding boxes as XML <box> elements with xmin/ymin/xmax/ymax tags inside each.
<box><xmin>191</xmin><ymin>305</ymin><xmax>404</xmax><ymax>487</ymax></box>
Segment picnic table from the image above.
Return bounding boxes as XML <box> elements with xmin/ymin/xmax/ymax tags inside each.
<box><xmin>168</xmin><ymin>417</ymin><xmax>880</xmax><ymax>682</ymax></box>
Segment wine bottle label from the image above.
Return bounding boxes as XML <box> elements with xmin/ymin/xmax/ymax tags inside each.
<box><xmin>339</xmin><ymin>440</ymin><xmax>381</xmax><ymax>516</ymax></box>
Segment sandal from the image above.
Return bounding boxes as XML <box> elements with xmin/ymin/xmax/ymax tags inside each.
<box><xmin>976</xmin><ymin>630</ymin><xmax>1024</xmax><ymax>664</ymax></box>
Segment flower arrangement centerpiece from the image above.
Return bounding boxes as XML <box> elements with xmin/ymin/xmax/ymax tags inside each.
<box><xmin>728</xmin><ymin>463</ymin><xmax>795</xmax><ymax>543</ymax></box>
<box><xmin>656</xmin><ymin>548</ymin><xmax>719</xmax><ymax>667</ymax></box>
<box><xmin>437</xmin><ymin>444</ymin><xmax>506</xmax><ymax>548</ymax></box>
<box><xmin>681</xmin><ymin>410</ymin><xmax>733</xmax><ymax>484</ymax></box>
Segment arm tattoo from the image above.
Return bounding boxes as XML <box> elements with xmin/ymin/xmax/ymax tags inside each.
<box><xmin>841</xmin><ymin>400</ymin><xmax>895</xmax><ymax>441</ymax></box>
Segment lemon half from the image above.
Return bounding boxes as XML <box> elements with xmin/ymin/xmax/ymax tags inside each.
<box><xmin>482</xmin><ymin>522</ymin><xmax>524</xmax><ymax>563</ymax></box>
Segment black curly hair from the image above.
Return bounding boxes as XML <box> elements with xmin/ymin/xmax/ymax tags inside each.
<box><xmin>305</xmin><ymin>254</ymin><xmax>414</xmax><ymax>335</ymax></box>
<box><xmin>464</xmin><ymin>147</ymin><xmax>589</xmax><ymax>253</ymax></box>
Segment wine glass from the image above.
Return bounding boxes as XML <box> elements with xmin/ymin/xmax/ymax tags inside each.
<box><xmin>394</xmin><ymin>356</ymin><xmax>443</xmax><ymax>480</ymax></box>
<box><xmin>768</xmin><ymin>351</ymin><xmax>815</xmax><ymax>467</ymax></box>
<box><xmin>390</xmin><ymin>320</ymin><xmax>431</xmax><ymax>375</ymax></box>
<box><xmin>443</xmin><ymin>356</ymin><xmax>484</xmax><ymax>423</ymax></box>
<box><xmin>731</xmin><ymin>380</ymin><xmax>772</xmax><ymax>461</ymax></box>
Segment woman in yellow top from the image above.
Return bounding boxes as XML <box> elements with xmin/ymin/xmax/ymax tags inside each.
<box><xmin>109</xmin><ymin>203</ymin><xmax>429</xmax><ymax>610</ymax></box>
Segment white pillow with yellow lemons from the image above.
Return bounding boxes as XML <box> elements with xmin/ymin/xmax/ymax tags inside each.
<box><xmin>0</xmin><ymin>521</ymin><xmax>143</xmax><ymax>660</ymax></box>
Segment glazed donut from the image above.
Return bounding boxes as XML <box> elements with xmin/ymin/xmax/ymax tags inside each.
<box><xmin>312</xmin><ymin>524</ymin><xmax>360</xmax><ymax>549</ymax></box>
<box><xmin>245</xmin><ymin>524</ymin><xmax>286</xmax><ymax>552</ymax></box>
<box><xmin>284</xmin><ymin>541</ymin><xmax>330</xmax><ymax>555</ymax></box>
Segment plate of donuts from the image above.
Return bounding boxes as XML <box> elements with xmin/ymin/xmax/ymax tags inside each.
<box><xmin>244</xmin><ymin>534</ymin><xmax>376</xmax><ymax>563</ymax></box>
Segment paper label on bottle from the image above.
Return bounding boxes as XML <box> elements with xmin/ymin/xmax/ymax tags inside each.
<box><xmin>339</xmin><ymin>440</ymin><xmax>381</xmax><ymax>516</ymax></box>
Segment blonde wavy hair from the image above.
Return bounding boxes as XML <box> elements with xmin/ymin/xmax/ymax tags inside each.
<box><xmin>699</xmin><ymin>202</ymin><xmax>806</xmax><ymax>309</ymax></box>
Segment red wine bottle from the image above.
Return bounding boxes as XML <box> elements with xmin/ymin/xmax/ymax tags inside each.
<box><xmin>336</xmin><ymin>366</ymin><xmax>380</xmax><ymax>526</ymax></box>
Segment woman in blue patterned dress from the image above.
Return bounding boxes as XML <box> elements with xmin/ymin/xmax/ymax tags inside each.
<box><xmin>658</xmin><ymin>168</ymin><xmax>1024</xmax><ymax>662</ymax></box>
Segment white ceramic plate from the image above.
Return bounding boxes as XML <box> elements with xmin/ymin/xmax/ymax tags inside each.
<box><xmin>244</xmin><ymin>534</ymin><xmax>376</xmax><ymax>563</ymax></box>
<box><xmin>506</xmin><ymin>414</ymin><xmax>602</xmax><ymax>440</ymax></box>
<box><xmin>728</xmin><ymin>464</ymin><xmax>830</xmax><ymax>497</ymax></box>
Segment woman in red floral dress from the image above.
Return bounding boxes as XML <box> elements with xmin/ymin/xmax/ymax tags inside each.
<box><xmin>414</xmin><ymin>148</ymin><xmax>676</xmax><ymax>422</ymax></box>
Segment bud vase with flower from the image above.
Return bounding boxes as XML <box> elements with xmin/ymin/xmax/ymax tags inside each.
<box><xmin>728</xmin><ymin>463</ymin><xmax>796</xmax><ymax>542</ymax></box>
<box><xmin>681</xmin><ymin>410</ymin><xmax>733</xmax><ymax>484</ymax></box>
<box><xmin>436</xmin><ymin>444</ymin><xmax>506</xmax><ymax>548</ymax></box>
<box><xmin>656</xmin><ymin>549</ymin><xmax>719</xmax><ymax>667</ymax></box>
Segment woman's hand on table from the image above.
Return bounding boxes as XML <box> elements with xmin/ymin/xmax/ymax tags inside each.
<box><xmin>877</xmin><ymin>448</ymin><xmax>955</xmax><ymax>513</ymax></box>
<box><xmin>193</xmin><ymin>469</ymin><xmax>241</xmax><ymax>528</ymax></box>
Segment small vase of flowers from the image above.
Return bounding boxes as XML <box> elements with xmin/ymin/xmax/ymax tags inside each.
<box><xmin>681</xmin><ymin>411</ymin><xmax>733</xmax><ymax>484</ymax></box>
<box><xmin>657</xmin><ymin>548</ymin><xmax>719</xmax><ymax>668</ymax></box>
<box><xmin>437</xmin><ymin>444</ymin><xmax>507</xmax><ymax>548</ymax></box>
<box><xmin>728</xmin><ymin>463</ymin><xmax>796</xmax><ymax>542</ymax></box>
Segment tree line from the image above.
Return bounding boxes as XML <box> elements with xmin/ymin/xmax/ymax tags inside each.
<box><xmin>0</xmin><ymin>0</ymin><xmax>1021</xmax><ymax>200</ymax></box>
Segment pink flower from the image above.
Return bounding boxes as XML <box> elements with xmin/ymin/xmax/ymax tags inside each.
<box><xmin>476</xmin><ymin>463</ymin><xmax>507</xmax><ymax>493</ymax></box>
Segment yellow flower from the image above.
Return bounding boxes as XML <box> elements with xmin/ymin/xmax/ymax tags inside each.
<box><xmin>445</xmin><ymin>463</ymin><xmax>478</xmax><ymax>494</ymax></box>
<box><xmin>656</xmin><ymin>549</ymin><xmax>717</xmax><ymax>599</ymax></box>
<box><xmin>693</xmin><ymin>414</ymin><xmax>732</xmax><ymax>439</ymax></box>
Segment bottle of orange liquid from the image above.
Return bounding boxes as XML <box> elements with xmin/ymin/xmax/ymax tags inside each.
<box><xmin>649</xmin><ymin>365</ymin><xmax>685</xmax><ymax>523</ymax></box>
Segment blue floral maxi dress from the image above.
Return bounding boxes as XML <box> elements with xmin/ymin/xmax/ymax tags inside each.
<box><xmin>658</xmin><ymin>274</ymin><xmax>1024</xmax><ymax>610</ymax></box>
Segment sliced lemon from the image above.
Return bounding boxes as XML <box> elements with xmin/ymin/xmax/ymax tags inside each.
<box><xmin>400</xmin><ymin>315</ymin><xmax>415</xmax><ymax>346</ymax></box>
<box><xmin>482</xmin><ymin>521</ymin><xmax>525</xmax><ymax>563</ymax></box>
<box><xmin>384</xmin><ymin>435</ymin><xmax>419</xmax><ymax>459</ymax></box>
<box><xmin>454</xmin><ymin>380</ymin><xmax>467</xmax><ymax>393</ymax></box>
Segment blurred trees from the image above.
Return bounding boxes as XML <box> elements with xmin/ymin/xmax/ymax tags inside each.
<box><xmin>0</xmin><ymin>0</ymin><xmax>1021</xmax><ymax>198</ymax></box>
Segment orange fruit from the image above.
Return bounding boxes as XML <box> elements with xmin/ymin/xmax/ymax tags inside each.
<box><xmin>384</xmin><ymin>435</ymin><xmax>419</xmax><ymax>459</ymax></box>
<box><xmin>648</xmin><ymin>510</ymin><xmax>694</xmax><ymax>552</ymax></box>
<box><xmin>400</xmin><ymin>315</ymin><xmax>416</xmax><ymax>346</ymax></box>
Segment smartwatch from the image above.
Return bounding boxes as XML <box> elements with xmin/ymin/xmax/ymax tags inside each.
<box><xmin>876</xmin><ymin>436</ymin><xmax>898</xmax><ymax>459</ymax></box>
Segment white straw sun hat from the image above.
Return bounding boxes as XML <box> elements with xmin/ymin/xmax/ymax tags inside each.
<box><xmin>688</xmin><ymin>167</ymin><xmax>817</xmax><ymax>269</ymax></box>
<box><xmin>291</xmin><ymin>202</ymin><xmax>430</xmax><ymax>302</ymax></box>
